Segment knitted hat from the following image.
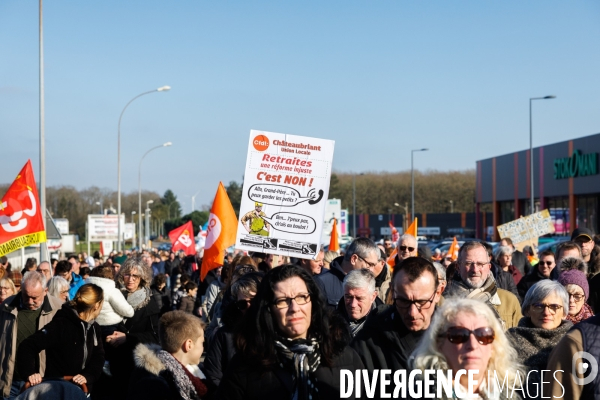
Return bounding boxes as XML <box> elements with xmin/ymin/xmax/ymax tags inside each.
<box><xmin>558</xmin><ymin>269</ymin><xmax>589</xmax><ymax>300</ymax></box>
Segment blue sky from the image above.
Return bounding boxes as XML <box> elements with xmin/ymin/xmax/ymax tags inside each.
<box><xmin>1</xmin><ymin>1</ymin><xmax>599</xmax><ymax>211</ymax></box>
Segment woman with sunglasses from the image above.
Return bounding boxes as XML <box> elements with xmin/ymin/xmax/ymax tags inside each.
<box><xmin>217</xmin><ymin>264</ymin><xmax>364</xmax><ymax>399</ymax></box>
<box><xmin>204</xmin><ymin>272</ymin><xmax>264</xmax><ymax>389</ymax></box>
<box><xmin>411</xmin><ymin>298</ymin><xmax>521</xmax><ymax>399</ymax></box>
<box><xmin>506</xmin><ymin>280</ymin><xmax>572</xmax><ymax>397</ymax></box>
<box><xmin>558</xmin><ymin>269</ymin><xmax>594</xmax><ymax>323</ymax></box>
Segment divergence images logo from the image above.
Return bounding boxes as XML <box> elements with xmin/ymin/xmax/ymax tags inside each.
<box><xmin>572</xmin><ymin>351</ymin><xmax>599</xmax><ymax>386</ymax></box>
<box><xmin>253</xmin><ymin>135</ymin><xmax>269</xmax><ymax>151</ymax></box>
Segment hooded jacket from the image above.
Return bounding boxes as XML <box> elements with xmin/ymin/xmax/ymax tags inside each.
<box><xmin>313</xmin><ymin>256</ymin><xmax>346</xmax><ymax>308</ymax></box>
<box><xmin>16</xmin><ymin>303</ymin><xmax>104</xmax><ymax>391</ymax></box>
<box><xmin>85</xmin><ymin>276</ymin><xmax>134</xmax><ymax>326</ymax></box>
<box><xmin>0</xmin><ymin>294</ymin><xmax>62</xmax><ymax>397</ymax></box>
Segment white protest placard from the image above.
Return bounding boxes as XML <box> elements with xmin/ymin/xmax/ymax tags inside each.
<box><xmin>235</xmin><ymin>130</ymin><xmax>335</xmax><ymax>259</ymax></box>
<box><xmin>497</xmin><ymin>209</ymin><xmax>556</xmax><ymax>252</ymax></box>
<box><xmin>88</xmin><ymin>214</ymin><xmax>125</xmax><ymax>242</ymax></box>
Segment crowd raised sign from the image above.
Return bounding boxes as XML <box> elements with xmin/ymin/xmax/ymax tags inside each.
<box><xmin>497</xmin><ymin>209</ymin><xmax>555</xmax><ymax>251</ymax></box>
<box><xmin>235</xmin><ymin>130</ymin><xmax>335</xmax><ymax>259</ymax></box>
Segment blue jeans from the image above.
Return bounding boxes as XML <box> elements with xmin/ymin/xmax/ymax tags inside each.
<box><xmin>3</xmin><ymin>380</ymin><xmax>24</xmax><ymax>400</ymax></box>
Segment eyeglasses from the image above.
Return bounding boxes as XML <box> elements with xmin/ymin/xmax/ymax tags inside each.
<box><xmin>123</xmin><ymin>273</ymin><xmax>141</xmax><ymax>280</ymax></box>
<box><xmin>539</xmin><ymin>261</ymin><xmax>554</xmax><ymax>266</ymax></box>
<box><xmin>60</xmin><ymin>289</ymin><xmax>70</xmax><ymax>295</ymax></box>
<box><xmin>568</xmin><ymin>293</ymin><xmax>585</xmax><ymax>302</ymax></box>
<box><xmin>235</xmin><ymin>265</ymin><xmax>255</xmax><ymax>273</ymax></box>
<box><xmin>443</xmin><ymin>326</ymin><xmax>495</xmax><ymax>345</ymax></box>
<box><xmin>530</xmin><ymin>303</ymin><xmax>563</xmax><ymax>314</ymax></box>
<box><xmin>235</xmin><ymin>299</ymin><xmax>252</xmax><ymax>311</ymax></box>
<box><xmin>394</xmin><ymin>291</ymin><xmax>436</xmax><ymax>310</ymax></box>
<box><xmin>273</xmin><ymin>293</ymin><xmax>311</xmax><ymax>309</ymax></box>
<box><xmin>399</xmin><ymin>246</ymin><xmax>415</xmax><ymax>253</ymax></box>
<box><xmin>0</xmin><ymin>287</ymin><xmax>11</xmax><ymax>292</ymax></box>
<box><xmin>463</xmin><ymin>260</ymin><xmax>489</xmax><ymax>269</ymax></box>
<box><xmin>356</xmin><ymin>254</ymin><xmax>377</xmax><ymax>269</ymax></box>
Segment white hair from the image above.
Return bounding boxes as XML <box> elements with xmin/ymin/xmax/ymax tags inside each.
<box><xmin>22</xmin><ymin>271</ymin><xmax>47</xmax><ymax>289</ymax></box>
<box><xmin>343</xmin><ymin>269</ymin><xmax>376</xmax><ymax>294</ymax></box>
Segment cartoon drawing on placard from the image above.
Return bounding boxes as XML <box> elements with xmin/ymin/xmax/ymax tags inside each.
<box><xmin>241</xmin><ymin>202</ymin><xmax>270</xmax><ymax>236</ymax></box>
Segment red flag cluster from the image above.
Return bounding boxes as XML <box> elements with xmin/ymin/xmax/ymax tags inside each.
<box><xmin>0</xmin><ymin>160</ymin><xmax>46</xmax><ymax>257</ymax></box>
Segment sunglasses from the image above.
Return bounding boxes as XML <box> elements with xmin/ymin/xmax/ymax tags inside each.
<box><xmin>399</xmin><ymin>246</ymin><xmax>415</xmax><ymax>252</ymax></box>
<box><xmin>539</xmin><ymin>261</ymin><xmax>554</xmax><ymax>266</ymax></box>
<box><xmin>444</xmin><ymin>326</ymin><xmax>495</xmax><ymax>345</ymax></box>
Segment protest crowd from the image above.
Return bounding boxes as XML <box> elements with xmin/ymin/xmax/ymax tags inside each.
<box><xmin>0</xmin><ymin>226</ymin><xmax>599</xmax><ymax>400</ymax></box>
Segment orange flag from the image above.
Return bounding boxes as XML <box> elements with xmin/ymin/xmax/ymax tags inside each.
<box><xmin>448</xmin><ymin>236</ymin><xmax>459</xmax><ymax>261</ymax></box>
<box><xmin>201</xmin><ymin>182</ymin><xmax>237</xmax><ymax>281</ymax></box>
<box><xmin>387</xmin><ymin>248</ymin><xmax>398</xmax><ymax>270</ymax></box>
<box><xmin>329</xmin><ymin>219</ymin><xmax>340</xmax><ymax>252</ymax></box>
<box><xmin>406</xmin><ymin>217</ymin><xmax>418</xmax><ymax>237</ymax></box>
<box><xmin>0</xmin><ymin>160</ymin><xmax>46</xmax><ymax>257</ymax></box>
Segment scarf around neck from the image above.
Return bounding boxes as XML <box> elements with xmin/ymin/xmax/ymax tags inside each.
<box><xmin>567</xmin><ymin>302</ymin><xmax>594</xmax><ymax>324</ymax></box>
<box><xmin>447</xmin><ymin>274</ymin><xmax>498</xmax><ymax>303</ymax></box>
<box><xmin>156</xmin><ymin>350</ymin><xmax>206</xmax><ymax>400</ymax></box>
<box><xmin>124</xmin><ymin>286</ymin><xmax>152</xmax><ymax>310</ymax></box>
<box><xmin>274</xmin><ymin>336</ymin><xmax>321</xmax><ymax>400</ymax></box>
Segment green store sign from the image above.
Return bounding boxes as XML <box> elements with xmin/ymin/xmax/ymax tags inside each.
<box><xmin>554</xmin><ymin>150</ymin><xmax>598</xmax><ymax>179</ymax></box>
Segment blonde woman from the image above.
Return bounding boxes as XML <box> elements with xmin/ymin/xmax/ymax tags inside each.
<box><xmin>411</xmin><ymin>298</ymin><xmax>523</xmax><ymax>399</ymax></box>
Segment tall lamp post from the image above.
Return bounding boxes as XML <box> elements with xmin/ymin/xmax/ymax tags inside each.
<box><xmin>530</xmin><ymin>95</ymin><xmax>556</xmax><ymax>214</ymax></box>
<box><xmin>411</xmin><ymin>148</ymin><xmax>429</xmax><ymax>223</ymax></box>
<box><xmin>145</xmin><ymin>200</ymin><xmax>154</xmax><ymax>249</ymax></box>
<box><xmin>138</xmin><ymin>142</ymin><xmax>172</xmax><ymax>249</ymax></box>
<box><xmin>117</xmin><ymin>86</ymin><xmax>170</xmax><ymax>252</ymax></box>
<box><xmin>352</xmin><ymin>173</ymin><xmax>363</xmax><ymax>238</ymax></box>
<box><xmin>95</xmin><ymin>201</ymin><xmax>103</xmax><ymax>215</ymax></box>
<box><xmin>394</xmin><ymin>202</ymin><xmax>409</xmax><ymax>233</ymax></box>
<box><xmin>131</xmin><ymin>211</ymin><xmax>136</xmax><ymax>248</ymax></box>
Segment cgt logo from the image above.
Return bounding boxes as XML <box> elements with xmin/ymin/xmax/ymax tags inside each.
<box><xmin>253</xmin><ymin>135</ymin><xmax>269</xmax><ymax>151</ymax></box>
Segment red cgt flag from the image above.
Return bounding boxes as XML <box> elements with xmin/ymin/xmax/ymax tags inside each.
<box><xmin>201</xmin><ymin>182</ymin><xmax>237</xmax><ymax>281</ymax></box>
<box><xmin>0</xmin><ymin>160</ymin><xmax>46</xmax><ymax>257</ymax></box>
<box><xmin>388</xmin><ymin>220</ymin><xmax>399</xmax><ymax>242</ymax></box>
<box><xmin>169</xmin><ymin>220</ymin><xmax>196</xmax><ymax>256</ymax></box>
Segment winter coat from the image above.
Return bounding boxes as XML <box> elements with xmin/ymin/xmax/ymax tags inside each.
<box><xmin>203</xmin><ymin>326</ymin><xmax>236</xmax><ymax>389</ymax></box>
<box><xmin>491</xmin><ymin>262</ymin><xmax>521</xmax><ymax>302</ymax></box>
<box><xmin>129</xmin><ymin>343</ymin><xmax>207</xmax><ymax>400</ymax></box>
<box><xmin>507</xmin><ymin>317</ymin><xmax>573</xmax><ymax>398</ymax></box>
<box><xmin>517</xmin><ymin>268</ymin><xmax>549</xmax><ymax>300</ymax></box>
<box><xmin>69</xmin><ymin>272</ymin><xmax>85</xmax><ymax>300</ymax></box>
<box><xmin>216</xmin><ymin>346</ymin><xmax>364</xmax><ymax>400</ymax></box>
<box><xmin>351</xmin><ymin>304</ymin><xmax>426</xmax><ymax>372</ymax></box>
<box><xmin>151</xmin><ymin>284</ymin><xmax>171</xmax><ymax>315</ymax></box>
<box><xmin>205</xmin><ymin>278</ymin><xmax>225</xmax><ymax>315</ymax></box>
<box><xmin>313</xmin><ymin>256</ymin><xmax>346</xmax><ymax>309</ymax></box>
<box><xmin>16</xmin><ymin>303</ymin><xmax>105</xmax><ymax>391</ymax></box>
<box><xmin>178</xmin><ymin>295</ymin><xmax>195</xmax><ymax>314</ymax></box>
<box><xmin>0</xmin><ymin>294</ymin><xmax>62</xmax><ymax>398</ymax></box>
<box><xmin>85</xmin><ymin>276</ymin><xmax>134</xmax><ymax>326</ymax></box>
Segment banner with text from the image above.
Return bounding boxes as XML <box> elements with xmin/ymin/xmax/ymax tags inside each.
<box><xmin>88</xmin><ymin>214</ymin><xmax>125</xmax><ymax>242</ymax></box>
<box><xmin>497</xmin><ymin>209</ymin><xmax>556</xmax><ymax>252</ymax></box>
<box><xmin>235</xmin><ymin>130</ymin><xmax>335</xmax><ymax>259</ymax></box>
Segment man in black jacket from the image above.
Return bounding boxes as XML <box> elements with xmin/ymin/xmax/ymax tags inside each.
<box><xmin>351</xmin><ymin>257</ymin><xmax>442</xmax><ymax>372</ymax></box>
<box><xmin>517</xmin><ymin>250</ymin><xmax>556</xmax><ymax>299</ymax></box>
<box><xmin>314</xmin><ymin>238</ymin><xmax>379</xmax><ymax>309</ymax></box>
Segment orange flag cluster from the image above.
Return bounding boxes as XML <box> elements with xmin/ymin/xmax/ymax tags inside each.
<box><xmin>329</xmin><ymin>219</ymin><xmax>340</xmax><ymax>252</ymax></box>
<box><xmin>447</xmin><ymin>236</ymin><xmax>460</xmax><ymax>261</ymax></box>
<box><xmin>200</xmin><ymin>182</ymin><xmax>238</xmax><ymax>281</ymax></box>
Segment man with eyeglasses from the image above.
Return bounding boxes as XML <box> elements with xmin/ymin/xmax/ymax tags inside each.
<box><xmin>0</xmin><ymin>271</ymin><xmax>62</xmax><ymax>398</ymax></box>
<box><xmin>571</xmin><ymin>228</ymin><xmax>600</xmax><ymax>314</ymax></box>
<box><xmin>517</xmin><ymin>250</ymin><xmax>556</xmax><ymax>299</ymax></box>
<box><xmin>445</xmin><ymin>241</ymin><xmax>522</xmax><ymax>329</ymax></box>
<box><xmin>314</xmin><ymin>237</ymin><xmax>379</xmax><ymax>309</ymax></box>
<box><xmin>36</xmin><ymin>261</ymin><xmax>52</xmax><ymax>282</ymax></box>
<box><xmin>351</xmin><ymin>257</ymin><xmax>443</xmax><ymax>375</ymax></box>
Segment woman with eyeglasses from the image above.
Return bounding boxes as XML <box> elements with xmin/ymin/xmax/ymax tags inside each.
<box><xmin>558</xmin><ymin>269</ymin><xmax>594</xmax><ymax>323</ymax></box>
<box><xmin>217</xmin><ymin>264</ymin><xmax>364</xmax><ymax>400</ymax></box>
<box><xmin>506</xmin><ymin>280</ymin><xmax>572</xmax><ymax>397</ymax></box>
<box><xmin>99</xmin><ymin>257</ymin><xmax>160</xmax><ymax>399</ymax></box>
<box><xmin>204</xmin><ymin>272</ymin><xmax>263</xmax><ymax>389</ymax></box>
<box><xmin>411</xmin><ymin>298</ymin><xmax>522</xmax><ymax>399</ymax></box>
<box><xmin>0</xmin><ymin>277</ymin><xmax>17</xmax><ymax>304</ymax></box>
<box><xmin>46</xmin><ymin>276</ymin><xmax>70</xmax><ymax>303</ymax></box>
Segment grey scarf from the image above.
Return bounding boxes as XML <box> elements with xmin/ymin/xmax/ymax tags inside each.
<box><xmin>274</xmin><ymin>337</ymin><xmax>320</xmax><ymax>400</ymax></box>
<box><xmin>124</xmin><ymin>286</ymin><xmax>152</xmax><ymax>310</ymax></box>
<box><xmin>445</xmin><ymin>274</ymin><xmax>505</xmax><ymax>328</ymax></box>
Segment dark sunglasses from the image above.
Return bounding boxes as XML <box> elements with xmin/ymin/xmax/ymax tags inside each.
<box><xmin>540</xmin><ymin>261</ymin><xmax>554</xmax><ymax>266</ymax></box>
<box><xmin>444</xmin><ymin>326</ymin><xmax>495</xmax><ymax>345</ymax></box>
<box><xmin>235</xmin><ymin>299</ymin><xmax>252</xmax><ymax>311</ymax></box>
<box><xmin>399</xmin><ymin>245</ymin><xmax>415</xmax><ymax>252</ymax></box>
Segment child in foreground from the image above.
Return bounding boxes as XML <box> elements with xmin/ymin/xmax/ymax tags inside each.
<box><xmin>129</xmin><ymin>310</ymin><xmax>209</xmax><ymax>400</ymax></box>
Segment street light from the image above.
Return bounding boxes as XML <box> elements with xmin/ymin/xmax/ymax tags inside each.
<box><xmin>448</xmin><ymin>200</ymin><xmax>454</xmax><ymax>213</ymax></box>
<box><xmin>411</xmin><ymin>148</ymin><xmax>429</xmax><ymax>223</ymax></box>
<box><xmin>131</xmin><ymin>211</ymin><xmax>136</xmax><ymax>249</ymax></box>
<box><xmin>145</xmin><ymin>200</ymin><xmax>154</xmax><ymax>249</ymax></box>
<box><xmin>394</xmin><ymin>202</ymin><xmax>409</xmax><ymax>233</ymax></box>
<box><xmin>95</xmin><ymin>201</ymin><xmax>103</xmax><ymax>214</ymax></box>
<box><xmin>352</xmin><ymin>173</ymin><xmax>364</xmax><ymax>238</ymax></box>
<box><xmin>117</xmin><ymin>85</ymin><xmax>171</xmax><ymax>252</ymax></box>
<box><xmin>138</xmin><ymin>142</ymin><xmax>172</xmax><ymax>249</ymax></box>
<box><xmin>530</xmin><ymin>95</ymin><xmax>556</xmax><ymax>214</ymax></box>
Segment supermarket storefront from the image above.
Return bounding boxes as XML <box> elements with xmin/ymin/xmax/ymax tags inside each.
<box><xmin>476</xmin><ymin>133</ymin><xmax>600</xmax><ymax>240</ymax></box>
